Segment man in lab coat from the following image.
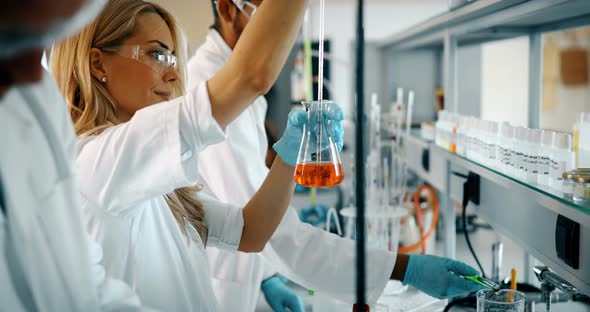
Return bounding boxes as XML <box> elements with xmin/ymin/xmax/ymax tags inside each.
<box><xmin>188</xmin><ymin>0</ymin><xmax>305</xmax><ymax>311</ymax></box>
<box><xmin>0</xmin><ymin>0</ymin><xmax>153</xmax><ymax>310</ymax></box>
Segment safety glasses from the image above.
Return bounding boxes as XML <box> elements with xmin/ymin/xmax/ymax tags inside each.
<box><xmin>102</xmin><ymin>44</ymin><xmax>177</xmax><ymax>74</ymax></box>
<box><xmin>238</xmin><ymin>1</ymin><xmax>257</xmax><ymax>20</ymax></box>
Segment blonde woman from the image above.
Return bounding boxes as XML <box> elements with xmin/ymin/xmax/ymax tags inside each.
<box><xmin>49</xmin><ymin>0</ymin><xmax>331</xmax><ymax>310</ymax></box>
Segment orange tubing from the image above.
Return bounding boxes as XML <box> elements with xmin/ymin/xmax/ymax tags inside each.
<box><xmin>398</xmin><ymin>184</ymin><xmax>439</xmax><ymax>254</ymax></box>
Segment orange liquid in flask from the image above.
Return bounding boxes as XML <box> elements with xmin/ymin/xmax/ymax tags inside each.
<box><xmin>294</xmin><ymin>162</ymin><xmax>344</xmax><ymax>187</ymax></box>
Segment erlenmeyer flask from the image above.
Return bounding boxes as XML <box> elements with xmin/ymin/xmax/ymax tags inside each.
<box><xmin>294</xmin><ymin>100</ymin><xmax>344</xmax><ymax>187</ymax></box>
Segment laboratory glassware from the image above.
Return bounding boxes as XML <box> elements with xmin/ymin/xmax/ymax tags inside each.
<box><xmin>500</xmin><ymin>123</ymin><xmax>515</xmax><ymax>175</ymax></box>
<box><xmin>562</xmin><ymin>171</ymin><xmax>576</xmax><ymax>196</ymax></box>
<box><xmin>476</xmin><ymin>289</ymin><xmax>525</xmax><ymax>312</ymax></box>
<box><xmin>526</xmin><ymin>129</ymin><xmax>542</xmax><ymax>183</ymax></box>
<box><xmin>549</xmin><ymin>132</ymin><xmax>575</xmax><ymax>192</ymax></box>
<box><xmin>514</xmin><ymin>127</ymin><xmax>528</xmax><ymax>180</ymax></box>
<box><xmin>340</xmin><ymin>206</ymin><xmax>407</xmax><ymax>251</ymax></box>
<box><xmin>495</xmin><ymin>123</ymin><xmax>508</xmax><ymax>172</ymax></box>
<box><xmin>574</xmin><ymin>112</ymin><xmax>590</xmax><ymax>167</ymax></box>
<box><xmin>456</xmin><ymin>116</ymin><xmax>468</xmax><ymax>156</ymax></box>
<box><xmin>294</xmin><ymin>100</ymin><xmax>344</xmax><ymax>188</ymax></box>
<box><xmin>486</xmin><ymin>121</ymin><xmax>498</xmax><ymax>168</ymax></box>
<box><xmin>538</xmin><ymin>130</ymin><xmax>554</xmax><ymax>186</ymax></box>
<box><xmin>508</xmin><ymin>126</ymin><xmax>519</xmax><ymax>177</ymax></box>
<box><xmin>572</xmin><ymin>173</ymin><xmax>590</xmax><ymax>201</ymax></box>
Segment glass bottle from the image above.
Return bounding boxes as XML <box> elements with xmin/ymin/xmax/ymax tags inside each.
<box><xmin>550</xmin><ymin>132</ymin><xmax>575</xmax><ymax>192</ymax></box>
<box><xmin>527</xmin><ymin>129</ymin><xmax>542</xmax><ymax>183</ymax></box>
<box><xmin>538</xmin><ymin>130</ymin><xmax>554</xmax><ymax>186</ymax></box>
<box><xmin>294</xmin><ymin>100</ymin><xmax>344</xmax><ymax>187</ymax></box>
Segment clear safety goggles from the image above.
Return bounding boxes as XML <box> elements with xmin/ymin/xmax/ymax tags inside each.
<box><xmin>238</xmin><ymin>1</ymin><xmax>257</xmax><ymax>20</ymax></box>
<box><xmin>103</xmin><ymin>44</ymin><xmax>177</xmax><ymax>74</ymax></box>
<box><xmin>0</xmin><ymin>0</ymin><xmax>106</xmax><ymax>59</ymax></box>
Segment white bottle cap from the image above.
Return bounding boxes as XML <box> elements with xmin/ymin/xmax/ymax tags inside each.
<box><xmin>515</xmin><ymin>127</ymin><xmax>528</xmax><ymax>142</ymax></box>
<box><xmin>458</xmin><ymin>116</ymin><xmax>468</xmax><ymax>128</ymax></box>
<box><xmin>529</xmin><ymin>129</ymin><xmax>542</xmax><ymax>145</ymax></box>
<box><xmin>499</xmin><ymin>122</ymin><xmax>510</xmax><ymax>135</ymax></box>
<box><xmin>488</xmin><ymin>121</ymin><xmax>499</xmax><ymax>134</ymax></box>
<box><xmin>480</xmin><ymin>120</ymin><xmax>489</xmax><ymax>132</ymax></box>
<box><xmin>502</xmin><ymin>124</ymin><xmax>514</xmax><ymax>138</ymax></box>
<box><xmin>541</xmin><ymin>130</ymin><xmax>554</xmax><ymax>147</ymax></box>
<box><xmin>553</xmin><ymin>132</ymin><xmax>572</xmax><ymax>150</ymax></box>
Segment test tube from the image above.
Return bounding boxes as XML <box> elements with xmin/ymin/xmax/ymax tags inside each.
<box><xmin>539</xmin><ymin>130</ymin><xmax>554</xmax><ymax>186</ymax></box>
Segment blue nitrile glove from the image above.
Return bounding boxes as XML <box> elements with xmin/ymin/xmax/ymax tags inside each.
<box><xmin>261</xmin><ymin>276</ymin><xmax>305</xmax><ymax>312</ymax></box>
<box><xmin>402</xmin><ymin>255</ymin><xmax>485</xmax><ymax>299</ymax></box>
<box><xmin>299</xmin><ymin>204</ymin><xmax>330</xmax><ymax>226</ymax></box>
<box><xmin>294</xmin><ymin>184</ymin><xmax>309</xmax><ymax>193</ymax></box>
<box><xmin>273</xmin><ymin>104</ymin><xmax>344</xmax><ymax>167</ymax></box>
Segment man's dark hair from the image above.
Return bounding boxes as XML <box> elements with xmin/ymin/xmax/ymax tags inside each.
<box><xmin>211</xmin><ymin>0</ymin><xmax>220</xmax><ymax>29</ymax></box>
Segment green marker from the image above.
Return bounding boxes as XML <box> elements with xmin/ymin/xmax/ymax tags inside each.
<box><xmin>449</xmin><ymin>271</ymin><xmax>500</xmax><ymax>290</ymax></box>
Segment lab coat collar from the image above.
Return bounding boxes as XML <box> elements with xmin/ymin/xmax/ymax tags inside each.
<box><xmin>206</xmin><ymin>28</ymin><xmax>233</xmax><ymax>64</ymax></box>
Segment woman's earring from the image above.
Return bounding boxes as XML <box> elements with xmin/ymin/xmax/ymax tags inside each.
<box><xmin>101</xmin><ymin>76</ymin><xmax>107</xmax><ymax>83</ymax></box>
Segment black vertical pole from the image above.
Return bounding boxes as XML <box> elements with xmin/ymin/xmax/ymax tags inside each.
<box><xmin>354</xmin><ymin>0</ymin><xmax>367</xmax><ymax>310</ymax></box>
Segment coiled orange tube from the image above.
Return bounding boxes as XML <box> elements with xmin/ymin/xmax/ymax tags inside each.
<box><xmin>398</xmin><ymin>184</ymin><xmax>439</xmax><ymax>254</ymax></box>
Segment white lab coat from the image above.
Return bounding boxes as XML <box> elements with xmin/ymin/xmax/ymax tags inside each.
<box><xmin>0</xmin><ymin>71</ymin><xmax>151</xmax><ymax>311</ymax></box>
<box><xmin>77</xmin><ymin>81</ymin><xmax>246</xmax><ymax>312</ymax></box>
<box><xmin>188</xmin><ymin>29</ymin><xmax>397</xmax><ymax>309</ymax></box>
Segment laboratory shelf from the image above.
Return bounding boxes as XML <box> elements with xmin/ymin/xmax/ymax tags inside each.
<box><xmin>435</xmin><ymin>144</ymin><xmax>590</xmax><ymax>217</ymax></box>
<box><xmin>401</xmin><ymin>133</ymin><xmax>590</xmax><ymax>296</ymax></box>
<box><xmin>380</xmin><ymin>0</ymin><xmax>590</xmax><ymax>50</ymax></box>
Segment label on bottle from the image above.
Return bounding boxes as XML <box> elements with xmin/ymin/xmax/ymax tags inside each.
<box><xmin>550</xmin><ymin>159</ymin><xmax>566</xmax><ymax>181</ymax></box>
<box><xmin>497</xmin><ymin>146</ymin><xmax>505</xmax><ymax>165</ymax></box>
<box><xmin>529</xmin><ymin>155</ymin><xmax>539</xmax><ymax>174</ymax></box>
<box><xmin>539</xmin><ymin>156</ymin><xmax>550</xmax><ymax>175</ymax></box>
<box><xmin>518</xmin><ymin>152</ymin><xmax>527</xmax><ymax>171</ymax></box>
<box><xmin>488</xmin><ymin>143</ymin><xmax>496</xmax><ymax>160</ymax></box>
<box><xmin>510</xmin><ymin>149</ymin><xmax>517</xmax><ymax>168</ymax></box>
<box><xmin>504</xmin><ymin>148</ymin><xmax>512</xmax><ymax>167</ymax></box>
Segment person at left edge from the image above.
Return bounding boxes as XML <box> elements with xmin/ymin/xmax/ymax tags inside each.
<box><xmin>0</xmin><ymin>0</ymin><xmax>157</xmax><ymax>310</ymax></box>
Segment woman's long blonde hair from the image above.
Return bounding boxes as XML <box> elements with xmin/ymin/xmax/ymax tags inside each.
<box><xmin>50</xmin><ymin>0</ymin><xmax>208</xmax><ymax>243</ymax></box>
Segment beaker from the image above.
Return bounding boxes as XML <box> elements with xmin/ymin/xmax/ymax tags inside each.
<box><xmin>294</xmin><ymin>100</ymin><xmax>344</xmax><ymax>188</ymax></box>
<box><xmin>477</xmin><ymin>289</ymin><xmax>525</xmax><ymax>312</ymax></box>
